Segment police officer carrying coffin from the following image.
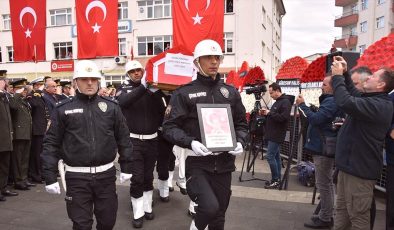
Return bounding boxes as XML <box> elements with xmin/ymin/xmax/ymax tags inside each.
<box><xmin>116</xmin><ymin>60</ymin><xmax>165</xmax><ymax>228</ymax></box>
<box><xmin>41</xmin><ymin>60</ymin><xmax>139</xmax><ymax>230</ymax></box>
<box><xmin>163</xmin><ymin>39</ymin><xmax>248</xmax><ymax>230</ymax></box>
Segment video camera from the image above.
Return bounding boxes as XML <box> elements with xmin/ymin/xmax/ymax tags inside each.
<box><xmin>325</xmin><ymin>51</ymin><xmax>360</xmax><ymax>74</ymax></box>
<box><xmin>246</xmin><ymin>84</ymin><xmax>267</xmax><ymax>95</ymax></box>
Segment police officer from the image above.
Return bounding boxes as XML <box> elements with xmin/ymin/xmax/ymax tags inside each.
<box><xmin>162</xmin><ymin>39</ymin><xmax>248</xmax><ymax>230</ymax></box>
<box><xmin>41</xmin><ymin>60</ymin><xmax>139</xmax><ymax>230</ymax></box>
<box><xmin>116</xmin><ymin>60</ymin><xmax>165</xmax><ymax>228</ymax></box>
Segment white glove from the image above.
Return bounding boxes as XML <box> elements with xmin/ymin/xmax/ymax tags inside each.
<box><xmin>191</xmin><ymin>140</ymin><xmax>212</xmax><ymax>156</ymax></box>
<box><xmin>45</xmin><ymin>182</ymin><xmax>61</xmax><ymax>194</ymax></box>
<box><xmin>228</xmin><ymin>142</ymin><xmax>244</xmax><ymax>156</ymax></box>
<box><xmin>120</xmin><ymin>173</ymin><xmax>132</xmax><ymax>183</ymax></box>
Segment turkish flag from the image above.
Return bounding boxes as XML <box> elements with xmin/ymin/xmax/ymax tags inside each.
<box><xmin>75</xmin><ymin>0</ymin><xmax>118</xmax><ymax>59</ymax></box>
<box><xmin>9</xmin><ymin>0</ymin><xmax>46</xmax><ymax>62</ymax></box>
<box><xmin>173</xmin><ymin>0</ymin><xmax>224</xmax><ymax>53</ymax></box>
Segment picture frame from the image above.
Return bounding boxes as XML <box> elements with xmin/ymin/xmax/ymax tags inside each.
<box><xmin>196</xmin><ymin>104</ymin><xmax>237</xmax><ymax>152</ymax></box>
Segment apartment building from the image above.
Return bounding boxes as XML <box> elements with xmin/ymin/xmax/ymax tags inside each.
<box><xmin>334</xmin><ymin>0</ymin><xmax>394</xmax><ymax>53</ymax></box>
<box><xmin>0</xmin><ymin>0</ymin><xmax>285</xmax><ymax>85</ymax></box>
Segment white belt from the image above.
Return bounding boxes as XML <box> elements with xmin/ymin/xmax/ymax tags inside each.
<box><xmin>130</xmin><ymin>132</ymin><xmax>158</xmax><ymax>140</ymax></box>
<box><xmin>65</xmin><ymin>162</ymin><xmax>114</xmax><ymax>173</ymax></box>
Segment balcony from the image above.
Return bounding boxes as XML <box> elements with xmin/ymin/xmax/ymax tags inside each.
<box><xmin>335</xmin><ymin>10</ymin><xmax>359</xmax><ymax>27</ymax></box>
<box><xmin>335</xmin><ymin>0</ymin><xmax>358</xmax><ymax>7</ymax></box>
<box><xmin>334</xmin><ymin>34</ymin><xmax>358</xmax><ymax>49</ymax></box>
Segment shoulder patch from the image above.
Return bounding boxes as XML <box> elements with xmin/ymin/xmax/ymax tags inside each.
<box><xmin>100</xmin><ymin>95</ymin><xmax>119</xmax><ymax>104</ymax></box>
<box><xmin>55</xmin><ymin>97</ymin><xmax>72</xmax><ymax>108</ymax></box>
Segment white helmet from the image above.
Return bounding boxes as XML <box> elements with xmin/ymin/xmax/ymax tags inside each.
<box><xmin>193</xmin><ymin>39</ymin><xmax>223</xmax><ymax>61</ymax></box>
<box><xmin>73</xmin><ymin>60</ymin><xmax>101</xmax><ymax>79</ymax></box>
<box><xmin>125</xmin><ymin>60</ymin><xmax>144</xmax><ymax>74</ymax></box>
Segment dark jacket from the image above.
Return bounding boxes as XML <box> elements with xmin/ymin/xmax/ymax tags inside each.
<box><xmin>264</xmin><ymin>94</ymin><xmax>292</xmax><ymax>143</ymax></box>
<box><xmin>27</xmin><ymin>90</ymin><xmax>48</xmax><ymax>136</ymax></box>
<box><xmin>298</xmin><ymin>94</ymin><xmax>343</xmax><ymax>156</ymax></box>
<box><xmin>42</xmin><ymin>91</ymin><xmax>58</xmax><ymax>117</ymax></box>
<box><xmin>163</xmin><ymin>73</ymin><xmax>248</xmax><ymax>173</ymax></box>
<box><xmin>0</xmin><ymin>91</ymin><xmax>13</xmax><ymax>152</ymax></box>
<box><xmin>41</xmin><ymin>91</ymin><xmax>138</xmax><ymax>185</ymax></box>
<box><xmin>9</xmin><ymin>94</ymin><xmax>32</xmax><ymax>140</ymax></box>
<box><xmin>386</xmin><ymin>92</ymin><xmax>394</xmax><ymax>166</ymax></box>
<box><xmin>332</xmin><ymin>75</ymin><xmax>393</xmax><ymax>180</ymax></box>
<box><xmin>116</xmin><ymin>80</ymin><xmax>165</xmax><ymax>135</ymax></box>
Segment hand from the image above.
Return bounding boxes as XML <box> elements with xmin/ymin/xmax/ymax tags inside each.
<box><xmin>119</xmin><ymin>173</ymin><xmax>132</xmax><ymax>183</ymax></box>
<box><xmin>295</xmin><ymin>94</ymin><xmax>305</xmax><ymax>105</ymax></box>
<box><xmin>331</xmin><ymin>56</ymin><xmax>347</xmax><ymax>76</ymax></box>
<box><xmin>191</xmin><ymin>141</ymin><xmax>212</xmax><ymax>156</ymax></box>
<box><xmin>45</xmin><ymin>182</ymin><xmax>61</xmax><ymax>194</ymax></box>
<box><xmin>229</xmin><ymin>142</ymin><xmax>243</xmax><ymax>156</ymax></box>
<box><xmin>259</xmin><ymin>109</ymin><xmax>270</xmax><ymax>116</ymax></box>
<box><xmin>390</xmin><ymin>129</ymin><xmax>394</xmax><ymax>140</ymax></box>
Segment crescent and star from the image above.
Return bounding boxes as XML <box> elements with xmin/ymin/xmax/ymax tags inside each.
<box><xmin>185</xmin><ymin>0</ymin><xmax>211</xmax><ymax>25</ymax></box>
<box><xmin>85</xmin><ymin>0</ymin><xmax>107</xmax><ymax>33</ymax></box>
<box><xmin>19</xmin><ymin>7</ymin><xmax>37</xmax><ymax>38</ymax></box>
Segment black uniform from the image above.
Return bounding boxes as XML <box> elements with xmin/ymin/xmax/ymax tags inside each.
<box><xmin>41</xmin><ymin>92</ymin><xmax>140</xmax><ymax>230</ymax></box>
<box><xmin>163</xmin><ymin>73</ymin><xmax>248</xmax><ymax>230</ymax></box>
<box><xmin>116</xmin><ymin>80</ymin><xmax>165</xmax><ymax>198</ymax></box>
<box><xmin>0</xmin><ymin>90</ymin><xmax>13</xmax><ymax>196</ymax></box>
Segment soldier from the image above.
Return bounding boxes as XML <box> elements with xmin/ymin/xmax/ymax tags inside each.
<box><xmin>42</xmin><ymin>60</ymin><xmax>140</xmax><ymax>229</ymax></box>
<box><xmin>116</xmin><ymin>60</ymin><xmax>166</xmax><ymax>228</ymax></box>
<box><xmin>58</xmin><ymin>80</ymin><xmax>74</xmax><ymax>100</ymax></box>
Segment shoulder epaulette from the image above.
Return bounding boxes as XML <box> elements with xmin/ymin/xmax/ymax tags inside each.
<box><xmin>100</xmin><ymin>95</ymin><xmax>119</xmax><ymax>104</ymax></box>
<box><xmin>55</xmin><ymin>97</ymin><xmax>73</xmax><ymax>107</ymax></box>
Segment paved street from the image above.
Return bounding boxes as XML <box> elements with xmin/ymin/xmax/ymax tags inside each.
<box><xmin>0</xmin><ymin>157</ymin><xmax>386</xmax><ymax>230</ymax></box>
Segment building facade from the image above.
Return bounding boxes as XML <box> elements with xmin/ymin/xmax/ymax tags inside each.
<box><xmin>334</xmin><ymin>0</ymin><xmax>393</xmax><ymax>53</ymax></box>
<box><xmin>0</xmin><ymin>0</ymin><xmax>285</xmax><ymax>85</ymax></box>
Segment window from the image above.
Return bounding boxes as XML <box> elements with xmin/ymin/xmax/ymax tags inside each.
<box><xmin>3</xmin><ymin>14</ymin><xmax>11</xmax><ymax>30</ymax></box>
<box><xmin>137</xmin><ymin>35</ymin><xmax>172</xmax><ymax>56</ymax></box>
<box><xmin>7</xmin><ymin>46</ymin><xmax>13</xmax><ymax>62</ymax></box>
<box><xmin>223</xmin><ymin>33</ymin><xmax>233</xmax><ymax>53</ymax></box>
<box><xmin>359</xmin><ymin>45</ymin><xmax>366</xmax><ymax>54</ymax></box>
<box><xmin>262</xmin><ymin>7</ymin><xmax>266</xmax><ymax>28</ymax></box>
<box><xmin>54</xmin><ymin>42</ymin><xmax>72</xmax><ymax>60</ymax></box>
<box><xmin>351</xmin><ymin>4</ymin><xmax>358</xmax><ymax>14</ymax></box>
<box><xmin>225</xmin><ymin>0</ymin><xmax>233</xmax><ymax>13</ymax></box>
<box><xmin>376</xmin><ymin>16</ymin><xmax>384</xmax><ymax>29</ymax></box>
<box><xmin>50</xmin><ymin>8</ymin><xmax>72</xmax><ymax>26</ymax></box>
<box><xmin>118</xmin><ymin>38</ymin><xmax>127</xmax><ymax>56</ymax></box>
<box><xmin>118</xmin><ymin>2</ymin><xmax>128</xmax><ymax>20</ymax></box>
<box><xmin>360</xmin><ymin>21</ymin><xmax>367</xmax><ymax>33</ymax></box>
<box><xmin>261</xmin><ymin>41</ymin><xmax>266</xmax><ymax>61</ymax></box>
<box><xmin>361</xmin><ymin>0</ymin><xmax>368</xmax><ymax>10</ymax></box>
<box><xmin>350</xmin><ymin>26</ymin><xmax>357</xmax><ymax>35</ymax></box>
<box><xmin>377</xmin><ymin>0</ymin><xmax>385</xmax><ymax>4</ymax></box>
<box><xmin>138</xmin><ymin>0</ymin><xmax>171</xmax><ymax>19</ymax></box>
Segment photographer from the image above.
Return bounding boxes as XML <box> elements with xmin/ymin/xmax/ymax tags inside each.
<box><xmin>331</xmin><ymin>56</ymin><xmax>394</xmax><ymax>230</ymax></box>
<box><xmin>296</xmin><ymin>75</ymin><xmax>343</xmax><ymax>229</ymax></box>
<box><xmin>260</xmin><ymin>83</ymin><xmax>292</xmax><ymax>189</ymax></box>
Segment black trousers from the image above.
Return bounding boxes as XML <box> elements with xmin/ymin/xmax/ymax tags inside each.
<box><xmin>0</xmin><ymin>151</ymin><xmax>11</xmax><ymax>191</ymax></box>
<box><xmin>156</xmin><ymin>135</ymin><xmax>175</xmax><ymax>180</ymax></box>
<box><xmin>186</xmin><ymin>168</ymin><xmax>232</xmax><ymax>230</ymax></box>
<box><xmin>12</xmin><ymin>140</ymin><xmax>31</xmax><ymax>184</ymax></box>
<box><xmin>65</xmin><ymin>167</ymin><xmax>117</xmax><ymax>230</ymax></box>
<box><xmin>29</xmin><ymin>135</ymin><xmax>43</xmax><ymax>182</ymax></box>
<box><xmin>129</xmin><ymin>138</ymin><xmax>158</xmax><ymax>198</ymax></box>
<box><xmin>387</xmin><ymin>164</ymin><xmax>394</xmax><ymax>230</ymax></box>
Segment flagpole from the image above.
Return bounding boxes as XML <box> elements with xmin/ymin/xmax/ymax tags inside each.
<box><xmin>34</xmin><ymin>45</ymin><xmax>38</xmax><ymax>78</ymax></box>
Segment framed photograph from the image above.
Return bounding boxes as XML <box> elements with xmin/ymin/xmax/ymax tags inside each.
<box><xmin>196</xmin><ymin>104</ymin><xmax>237</xmax><ymax>152</ymax></box>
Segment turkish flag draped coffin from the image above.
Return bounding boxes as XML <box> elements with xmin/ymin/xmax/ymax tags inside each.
<box><xmin>75</xmin><ymin>0</ymin><xmax>118</xmax><ymax>59</ymax></box>
<box><xmin>9</xmin><ymin>0</ymin><xmax>46</xmax><ymax>61</ymax></box>
<box><xmin>172</xmin><ymin>0</ymin><xmax>224</xmax><ymax>53</ymax></box>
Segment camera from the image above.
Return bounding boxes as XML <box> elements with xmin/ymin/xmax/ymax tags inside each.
<box><xmin>325</xmin><ymin>51</ymin><xmax>360</xmax><ymax>74</ymax></box>
<box><xmin>245</xmin><ymin>84</ymin><xmax>267</xmax><ymax>95</ymax></box>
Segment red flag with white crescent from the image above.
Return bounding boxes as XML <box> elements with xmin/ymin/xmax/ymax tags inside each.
<box><xmin>75</xmin><ymin>0</ymin><xmax>118</xmax><ymax>59</ymax></box>
<box><xmin>172</xmin><ymin>0</ymin><xmax>224</xmax><ymax>53</ymax></box>
<box><xmin>9</xmin><ymin>0</ymin><xmax>46</xmax><ymax>61</ymax></box>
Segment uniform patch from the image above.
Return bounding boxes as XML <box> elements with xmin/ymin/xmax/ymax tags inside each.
<box><xmin>188</xmin><ymin>92</ymin><xmax>207</xmax><ymax>99</ymax></box>
<box><xmin>65</xmin><ymin>109</ymin><xmax>83</xmax><ymax>115</ymax></box>
<box><xmin>220</xmin><ymin>87</ymin><xmax>229</xmax><ymax>99</ymax></box>
<box><xmin>98</xmin><ymin>102</ymin><xmax>107</xmax><ymax>112</ymax></box>
<box><xmin>165</xmin><ymin>105</ymin><xmax>172</xmax><ymax>118</ymax></box>
<box><xmin>116</xmin><ymin>90</ymin><xmax>122</xmax><ymax>97</ymax></box>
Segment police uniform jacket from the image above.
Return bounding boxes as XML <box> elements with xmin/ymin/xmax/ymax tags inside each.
<box><xmin>0</xmin><ymin>91</ymin><xmax>13</xmax><ymax>152</ymax></box>
<box><xmin>27</xmin><ymin>90</ymin><xmax>48</xmax><ymax>136</ymax></box>
<box><xmin>332</xmin><ymin>75</ymin><xmax>393</xmax><ymax>180</ymax></box>
<box><xmin>9</xmin><ymin>94</ymin><xmax>32</xmax><ymax>140</ymax></box>
<box><xmin>116</xmin><ymin>80</ymin><xmax>165</xmax><ymax>134</ymax></box>
<box><xmin>163</xmin><ymin>73</ymin><xmax>248</xmax><ymax>173</ymax></box>
<box><xmin>41</xmin><ymin>91</ymin><xmax>137</xmax><ymax>185</ymax></box>
<box><xmin>264</xmin><ymin>94</ymin><xmax>292</xmax><ymax>144</ymax></box>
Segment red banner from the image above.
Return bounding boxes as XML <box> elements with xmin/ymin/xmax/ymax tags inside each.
<box><xmin>51</xmin><ymin>60</ymin><xmax>74</xmax><ymax>72</ymax></box>
<box><xmin>75</xmin><ymin>0</ymin><xmax>118</xmax><ymax>59</ymax></box>
<box><xmin>172</xmin><ymin>0</ymin><xmax>224</xmax><ymax>53</ymax></box>
<box><xmin>9</xmin><ymin>0</ymin><xmax>46</xmax><ymax>62</ymax></box>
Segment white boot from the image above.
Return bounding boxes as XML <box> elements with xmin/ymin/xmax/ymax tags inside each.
<box><xmin>176</xmin><ymin>177</ymin><xmax>187</xmax><ymax>195</ymax></box>
<box><xmin>131</xmin><ymin>197</ymin><xmax>144</xmax><ymax>220</ymax></box>
<box><xmin>188</xmin><ymin>200</ymin><xmax>197</xmax><ymax>217</ymax></box>
<box><xmin>157</xmin><ymin>179</ymin><xmax>169</xmax><ymax>202</ymax></box>
<box><xmin>168</xmin><ymin>171</ymin><xmax>174</xmax><ymax>191</ymax></box>
<box><xmin>143</xmin><ymin>191</ymin><xmax>154</xmax><ymax>220</ymax></box>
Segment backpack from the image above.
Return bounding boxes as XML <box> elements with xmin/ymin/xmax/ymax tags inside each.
<box><xmin>297</xmin><ymin>161</ymin><xmax>315</xmax><ymax>187</ymax></box>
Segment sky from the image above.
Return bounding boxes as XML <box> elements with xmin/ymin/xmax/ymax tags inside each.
<box><xmin>281</xmin><ymin>0</ymin><xmax>342</xmax><ymax>61</ymax></box>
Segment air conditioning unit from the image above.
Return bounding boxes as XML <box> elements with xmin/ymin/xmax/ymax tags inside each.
<box><xmin>114</xmin><ymin>56</ymin><xmax>126</xmax><ymax>65</ymax></box>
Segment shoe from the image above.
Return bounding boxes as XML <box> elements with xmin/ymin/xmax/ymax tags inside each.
<box><xmin>160</xmin><ymin>196</ymin><xmax>169</xmax><ymax>202</ymax></box>
<box><xmin>176</xmin><ymin>181</ymin><xmax>187</xmax><ymax>195</ymax></box>
<box><xmin>14</xmin><ymin>183</ymin><xmax>30</xmax><ymax>191</ymax></box>
<box><xmin>188</xmin><ymin>210</ymin><xmax>196</xmax><ymax>218</ymax></box>
<box><xmin>264</xmin><ymin>180</ymin><xmax>279</xmax><ymax>189</ymax></box>
<box><xmin>2</xmin><ymin>189</ymin><xmax>19</xmax><ymax>196</ymax></box>
<box><xmin>144</xmin><ymin>212</ymin><xmax>154</xmax><ymax>220</ymax></box>
<box><xmin>304</xmin><ymin>217</ymin><xmax>332</xmax><ymax>229</ymax></box>
<box><xmin>0</xmin><ymin>194</ymin><xmax>5</xmax><ymax>201</ymax></box>
<box><xmin>169</xmin><ymin>186</ymin><xmax>174</xmax><ymax>192</ymax></box>
<box><xmin>26</xmin><ymin>181</ymin><xmax>36</xmax><ymax>187</ymax></box>
<box><xmin>132</xmin><ymin>217</ymin><xmax>143</xmax><ymax>228</ymax></box>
